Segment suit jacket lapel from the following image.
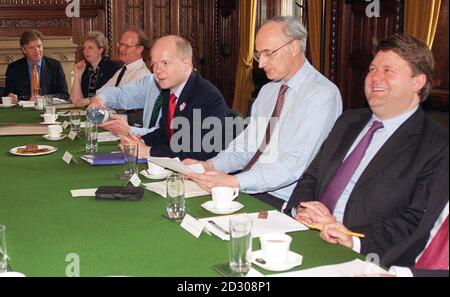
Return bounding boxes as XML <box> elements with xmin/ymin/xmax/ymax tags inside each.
<box><xmin>174</xmin><ymin>72</ymin><xmax>196</xmax><ymax>117</ymax></box>
<box><xmin>320</xmin><ymin>112</ymin><xmax>372</xmax><ymax>194</ymax></box>
<box><xmin>22</xmin><ymin>59</ymin><xmax>31</xmax><ymax>95</ymax></box>
<box><xmin>40</xmin><ymin>57</ymin><xmax>47</xmax><ymax>91</ymax></box>
<box><xmin>353</xmin><ymin>108</ymin><xmax>424</xmax><ymax>191</ymax></box>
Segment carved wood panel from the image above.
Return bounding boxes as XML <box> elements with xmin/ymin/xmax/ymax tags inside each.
<box><xmin>330</xmin><ymin>0</ymin><xmax>404</xmax><ymax>110</ymax></box>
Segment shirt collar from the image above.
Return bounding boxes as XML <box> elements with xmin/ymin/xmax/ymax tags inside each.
<box><xmin>372</xmin><ymin>106</ymin><xmax>419</xmax><ymax>134</ymax></box>
<box><xmin>27</xmin><ymin>58</ymin><xmax>42</xmax><ymax>69</ymax></box>
<box><xmin>171</xmin><ymin>71</ymin><xmax>192</xmax><ymax>98</ymax></box>
<box><xmin>279</xmin><ymin>59</ymin><xmax>313</xmax><ymax>94</ymax></box>
<box><xmin>125</xmin><ymin>58</ymin><xmax>145</xmax><ymax>70</ymax></box>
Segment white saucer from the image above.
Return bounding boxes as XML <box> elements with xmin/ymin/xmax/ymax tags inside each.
<box><xmin>40</xmin><ymin>121</ymin><xmax>61</xmax><ymax>125</ymax></box>
<box><xmin>252</xmin><ymin>250</ymin><xmax>303</xmax><ymax>272</ymax></box>
<box><xmin>0</xmin><ymin>104</ymin><xmax>16</xmax><ymax>108</ymax></box>
<box><xmin>43</xmin><ymin>134</ymin><xmax>67</xmax><ymax>141</ymax></box>
<box><xmin>140</xmin><ymin>169</ymin><xmax>172</xmax><ymax>180</ymax></box>
<box><xmin>201</xmin><ymin>200</ymin><xmax>244</xmax><ymax>215</ymax></box>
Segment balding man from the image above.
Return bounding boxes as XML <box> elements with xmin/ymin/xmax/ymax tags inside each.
<box><xmin>87</xmin><ymin>28</ymin><xmax>156</xmax><ymax>136</ymax></box>
<box><xmin>120</xmin><ymin>35</ymin><xmax>229</xmax><ymax>161</ymax></box>
<box><xmin>186</xmin><ymin>16</ymin><xmax>342</xmax><ymax>210</ymax></box>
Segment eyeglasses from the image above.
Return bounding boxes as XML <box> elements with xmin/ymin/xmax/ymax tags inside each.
<box><xmin>253</xmin><ymin>39</ymin><xmax>297</xmax><ymax>62</ymax></box>
<box><xmin>117</xmin><ymin>43</ymin><xmax>140</xmax><ymax>50</ymax></box>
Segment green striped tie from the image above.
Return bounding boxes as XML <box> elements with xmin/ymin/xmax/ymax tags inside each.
<box><xmin>149</xmin><ymin>93</ymin><xmax>163</xmax><ymax>128</ymax></box>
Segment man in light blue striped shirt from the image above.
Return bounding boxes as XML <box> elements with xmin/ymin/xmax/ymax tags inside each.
<box><xmin>186</xmin><ymin>16</ymin><xmax>342</xmax><ymax>210</ymax></box>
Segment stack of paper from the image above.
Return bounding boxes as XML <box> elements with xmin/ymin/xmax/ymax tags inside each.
<box><xmin>98</xmin><ymin>132</ymin><xmax>121</xmax><ymax>143</ymax></box>
<box><xmin>199</xmin><ymin>210</ymin><xmax>308</xmax><ymax>241</ymax></box>
<box><xmin>147</xmin><ymin>156</ymin><xmax>205</xmax><ymax>175</ymax></box>
<box><xmin>143</xmin><ymin>180</ymin><xmax>209</xmax><ymax>198</ymax></box>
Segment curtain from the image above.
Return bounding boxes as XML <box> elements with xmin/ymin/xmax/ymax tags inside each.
<box><xmin>308</xmin><ymin>0</ymin><xmax>322</xmax><ymax>70</ymax></box>
<box><xmin>404</xmin><ymin>0</ymin><xmax>441</xmax><ymax>49</ymax></box>
<box><xmin>232</xmin><ymin>0</ymin><xmax>257</xmax><ymax>117</ymax></box>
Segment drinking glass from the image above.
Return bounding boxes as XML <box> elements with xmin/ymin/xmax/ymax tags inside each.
<box><xmin>229</xmin><ymin>215</ymin><xmax>252</xmax><ymax>275</ymax></box>
<box><xmin>70</xmin><ymin>110</ymin><xmax>81</xmax><ymax>133</ymax></box>
<box><xmin>85</xmin><ymin>122</ymin><xmax>98</xmax><ymax>154</ymax></box>
<box><xmin>166</xmin><ymin>173</ymin><xmax>186</xmax><ymax>221</ymax></box>
<box><xmin>123</xmin><ymin>143</ymin><xmax>138</xmax><ymax>178</ymax></box>
<box><xmin>0</xmin><ymin>225</ymin><xmax>7</xmax><ymax>273</ymax></box>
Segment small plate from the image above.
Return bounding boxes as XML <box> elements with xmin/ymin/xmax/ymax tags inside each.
<box><xmin>40</xmin><ymin>121</ymin><xmax>61</xmax><ymax>125</ymax></box>
<box><xmin>201</xmin><ymin>200</ymin><xmax>244</xmax><ymax>215</ymax></box>
<box><xmin>140</xmin><ymin>169</ymin><xmax>172</xmax><ymax>180</ymax></box>
<box><xmin>0</xmin><ymin>104</ymin><xmax>17</xmax><ymax>108</ymax></box>
<box><xmin>252</xmin><ymin>250</ymin><xmax>303</xmax><ymax>272</ymax></box>
<box><xmin>9</xmin><ymin>145</ymin><xmax>58</xmax><ymax>157</ymax></box>
<box><xmin>43</xmin><ymin>134</ymin><xmax>67</xmax><ymax>141</ymax></box>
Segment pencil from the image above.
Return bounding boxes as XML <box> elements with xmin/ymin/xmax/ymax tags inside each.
<box><xmin>307</xmin><ymin>224</ymin><xmax>365</xmax><ymax>238</ymax></box>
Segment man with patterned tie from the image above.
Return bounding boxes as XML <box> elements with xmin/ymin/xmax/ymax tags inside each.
<box><xmin>88</xmin><ymin>28</ymin><xmax>155</xmax><ymax>136</ymax></box>
<box><xmin>119</xmin><ymin>35</ymin><xmax>229</xmax><ymax>161</ymax></box>
<box><xmin>5</xmin><ymin>30</ymin><xmax>69</xmax><ymax>102</ymax></box>
<box><xmin>285</xmin><ymin>35</ymin><xmax>448</xmax><ymax>268</ymax></box>
<box><xmin>185</xmin><ymin>16</ymin><xmax>342</xmax><ymax>210</ymax></box>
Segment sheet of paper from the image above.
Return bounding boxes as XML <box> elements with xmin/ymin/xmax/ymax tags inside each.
<box><xmin>98</xmin><ymin>132</ymin><xmax>121</xmax><ymax>143</ymax></box>
<box><xmin>143</xmin><ymin>180</ymin><xmax>209</xmax><ymax>198</ymax></box>
<box><xmin>71</xmin><ymin>189</ymin><xmax>98</xmax><ymax>197</ymax></box>
<box><xmin>147</xmin><ymin>156</ymin><xmax>205</xmax><ymax>175</ymax></box>
<box><xmin>54</xmin><ymin>103</ymin><xmax>75</xmax><ymax>109</ymax></box>
<box><xmin>199</xmin><ymin>210</ymin><xmax>308</xmax><ymax>241</ymax></box>
<box><xmin>52</xmin><ymin>98</ymin><xmax>69</xmax><ymax>105</ymax></box>
<box><xmin>269</xmin><ymin>259</ymin><xmax>388</xmax><ymax>277</ymax></box>
<box><xmin>0</xmin><ymin>124</ymin><xmax>48</xmax><ymax>136</ymax></box>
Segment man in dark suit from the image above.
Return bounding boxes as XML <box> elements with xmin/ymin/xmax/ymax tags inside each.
<box><xmin>5</xmin><ymin>30</ymin><xmax>69</xmax><ymax>102</ymax></box>
<box><xmin>285</xmin><ymin>35</ymin><xmax>449</xmax><ymax>267</ymax></box>
<box><xmin>121</xmin><ymin>35</ymin><xmax>229</xmax><ymax>161</ymax></box>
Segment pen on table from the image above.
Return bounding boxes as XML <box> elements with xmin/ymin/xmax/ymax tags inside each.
<box><xmin>207</xmin><ymin>220</ymin><xmax>230</xmax><ymax>235</ymax></box>
<box><xmin>307</xmin><ymin>224</ymin><xmax>365</xmax><ymax>238</ymax></box>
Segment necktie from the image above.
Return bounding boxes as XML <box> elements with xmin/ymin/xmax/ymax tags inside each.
<box><xmin>31</xmin><ymin>63</ymin><xmax>40</xmax><ymax>97</ymax></box>
<box><xmin>415</xmin><ymin>215</ymin><xmax>449</xmax><ymax>270</ymax></box>
<box><xmin>243</xmin><ymin>84</ymin><xmax>289</xmax><ymax>172</ymax></box>
<box><xmin>167</xmin><ymin>93</ymin><xmax>177</xmax><ymax>140</ymax></box>
<box><xmin>115</xmin><ymin>66</ymin><xmax>127</xmax><ymax>87</ymax></box>
<box><xmin>319</xmin><ymin>121</ymin><xmax>384</xmax><ymax>212</ymax></box>
<box><xmin>149</xmin><ymin>93</ymin><xmax>163</xmax><ymax>128</ymax></box>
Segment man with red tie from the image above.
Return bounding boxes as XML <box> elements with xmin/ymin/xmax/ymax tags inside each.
<box><xmin>121</xmin><ymin>35</ymin><xmax>229</xmax><ymax>161</ymax></box>
<box><xmin>285</xmin><ymin>34</ymin><xmax>448</xmax><ymax>269</ymax></box>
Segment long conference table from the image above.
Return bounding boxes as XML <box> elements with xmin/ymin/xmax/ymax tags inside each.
<box><xmin>0</xmin><ymin>105</ymin><xmax>362</xmax><ymax>277</ymax></box>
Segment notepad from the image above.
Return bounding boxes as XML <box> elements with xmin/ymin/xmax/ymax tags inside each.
<box><xmin>80</xmin><ymin>152</ymin><xmax>147</xmax><ymax>165</ymax></box>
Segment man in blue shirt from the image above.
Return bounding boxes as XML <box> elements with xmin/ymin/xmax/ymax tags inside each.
<box><xmin>186</xmin><ymin>16</ymin><xmax>342</xmax><ymax>210</ymax></box>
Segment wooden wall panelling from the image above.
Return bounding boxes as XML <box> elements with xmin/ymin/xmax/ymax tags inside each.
<box><xmin>331</xmin><ymin>0</ymin><xmax>403</xmax><ymax>110</ymax></box>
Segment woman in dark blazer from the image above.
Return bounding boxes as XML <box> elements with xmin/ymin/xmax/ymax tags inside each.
<box><xmin>70</xmin><ymin>31</ymin><xmax>122</xmax><ymax>107</ymax></box>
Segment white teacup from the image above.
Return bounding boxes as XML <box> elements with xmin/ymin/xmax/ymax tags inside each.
<box><xmin>147</xmin><ymin>161</ymin><xmax>166</xmax><ymax>175</ymax></box>
<box><xmin>48</xmin><ymin>125</ymin><xmax>63</xmax><ymax>139</ymax></box>
<box><xmin>259</xmin><ymin>233</ymin><xmax>292</xmax><ymax>265</ymax></box>
<box><xmin>1</xmin><ymin>97</ymin><xmax>12</xmax><ymax>106</ymax></box>
<box><xmin>43</xmin><ymin>114</ymin><xmax>58</xmax><ymax>123</ymax></box>
<box><xmin>211</xmin><ymin>187</ymin><xmax>239</xmax><ymax>209</ymax></box>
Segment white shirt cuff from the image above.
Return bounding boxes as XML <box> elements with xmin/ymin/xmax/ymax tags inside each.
<box><xmin>389</xmin><ymin>266</ymin><xmax>414</xmax><ymax>277</ymax></box>
<box><xmin>352</xmin><ymin>236</ymin><xmax>361</xmax><ymax>253</ymax></box>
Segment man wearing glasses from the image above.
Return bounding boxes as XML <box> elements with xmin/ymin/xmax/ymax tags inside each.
<box><xmin>186</xmin><ymin>16</ymin><xmax>342</xmax><ymax>211</ymax></box>
<box><xmin>89</xmin><ymin>28</ymin><xmax>159</xmax><ymax>136</ymax></box>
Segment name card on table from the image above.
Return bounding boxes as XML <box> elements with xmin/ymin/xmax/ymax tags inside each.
<box><xmin>129</xmin><ymin>174</ymin><xmax>141</xmax><ymax>187</ymax></box>
<box><xmin>68</xmin><ymin>131</ymin><xmax>77</xmax><ymax>141</ymax></box>
<box><xmin>180</xmin><ymin>214</ymin><xmax>205</xmax><ymax>238</ymax></box>
<box><xmin>62</xmin><ymin>151</ymin><xmax>77</xmax><ymax>165</ymax></box>
<box><xmin>62</xmin><ymin>121</ymin><xmax>70</xmax><ymax>129</ymax></box>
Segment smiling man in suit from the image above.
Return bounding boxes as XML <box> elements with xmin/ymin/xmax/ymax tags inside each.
<box><xmin>120</xmin><ymin>35</ymin><xmax>229</xmax><ymax>160</ymax></box>
<box><xmin>5</xmin><ymin>30</ymin><xmax>69</xmax><ymax>102</ymax></box>
<box><xmin>285</xmin><ymin>34</ymin><xmax>449</xmax><ymax>266</ymax></box>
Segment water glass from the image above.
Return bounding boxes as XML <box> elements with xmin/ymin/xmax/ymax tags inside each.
<box><xmin>123</xmin><ymin>143</ymin><xmax>138</xmax><ymax>178</ymax></box>
<box><xmin>166</xmin><ymin>173</ymin><xmax>186</xmax><ymax>221</ymax></box>
<box><xmin>0</xmin><ymin>225</ymin><xmax>7</xmax><ymax>273</ymax></box>
<box><xmin>44</xmin><ymin>96</ymin><xmax>56</xmax><ymax>115</ymax></box>
<box><xmin>85</xmin><ymin>122</ymin><xmax>98</xmax><ymax>154</ymax></box>
<box><xmin>70</xmin><ymin>110</ymin><xmax>81</xmax><ymax>133</ymax></box>
<box><xmin>229</xmin><ymin>215</ymin><xmax>252</xmax><ymax>275</ymax></box>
